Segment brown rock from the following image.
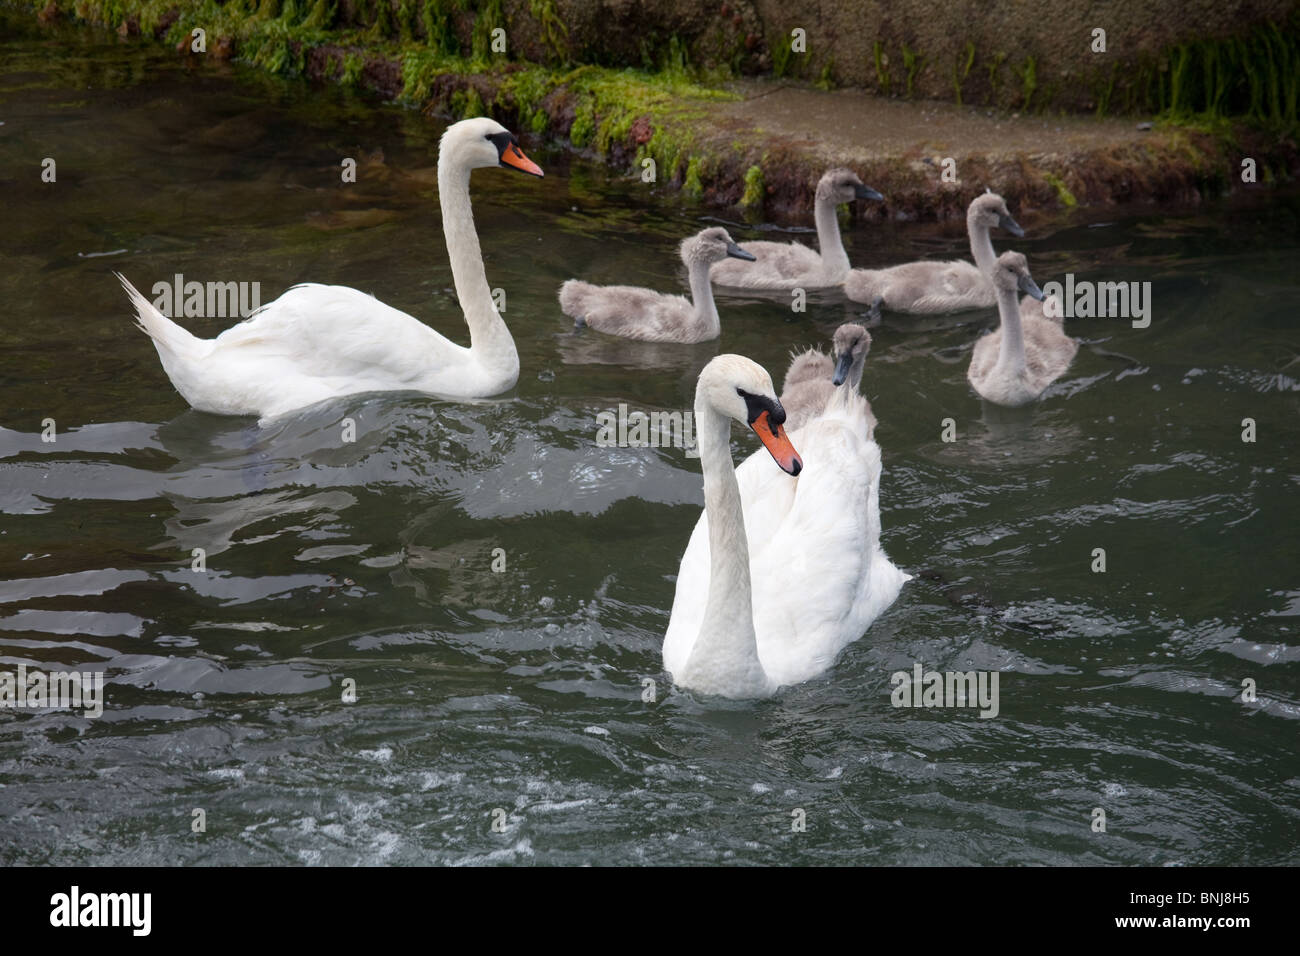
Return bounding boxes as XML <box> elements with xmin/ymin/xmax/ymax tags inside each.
<box><xmin>629</xmin><ymin>116</ymin><xmax>654</xmax><ymax>145</ymax></box>
<box><xmin>155</xmin><ymin>7</ymin><xmax>180</xmax><ymax>39</ymax></box>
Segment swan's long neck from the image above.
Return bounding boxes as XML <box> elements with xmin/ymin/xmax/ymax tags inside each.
<box><xmin>438</xmin><ymin>160</ymin><xmax>518</xmax><ymax>383</ymax></box>
<box><xmin>825</xmin><ymin>358</ymin><xmax>865</xmax><ymax>417</ymax></box>
<box><xmin>847</xmin><ymin>354</ymin><xmax>867</xmax><ymax>393</ymax></box>
<box><xmin>814</xmin><ymin>198</ymin><xmax>850</xmax><ymax>277</ymax></box>
<box><xmin>995</xmin><ymin>286</ymin><xmax>1026</xmax><ymax>375</ymax></box>
<box><xmin>968</xmin><ymin>213</ymin><xmax>996</xmax><ymax>275</ymax></box>
<box><xmin>687</xmin><ymin>259</ymin><xmax>721</xmax><ymax>338</ymax></box>
<box><xmin>686</xmin><ymin>401</ymin><xmax>768</xmax><ymax>694</ymax></box>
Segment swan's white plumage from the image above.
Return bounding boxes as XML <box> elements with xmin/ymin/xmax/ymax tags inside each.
<box><xmin>121</xmin><ymin>278</ymin><xmax>499</xmax><ymax>420</ymax></box>
<box><xmin>664</xmin><ymin>378</ymin><xmax>908</xmax><ymax>696</ymax></box>
<box><xmin>120</xmin><ymin>116</ymin><xmax>536</xmax><ymax>422</ymax></box>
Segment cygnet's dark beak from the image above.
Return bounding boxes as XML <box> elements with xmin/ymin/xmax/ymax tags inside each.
<box><xmin>725</xmin><ymin>242</ymin><xmax>756</xmax><ymax>261</ymax></box>
<box><xmin>1018</xmin><ymin>272</ymin><xmax>1045</xmax><ymax>300</ymax></box>
<box><xmin>854</xmin><ymin>184</ymin><xmax>884</xmax><ymax>201</ymax></box>
<box><xmin>998</xmin><ymin>213</ymin><xmax>1025</xmax><ymax>238</ymax></box>
<box><xmin>832</xmin><ymin>350</ymin><xmax>855</xmax><ymax>386</ymax></box>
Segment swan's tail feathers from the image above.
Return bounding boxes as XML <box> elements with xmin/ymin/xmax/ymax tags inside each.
<box><xmin>870</xmin><ymin>555</ymin><xmax>912</xmax><ymax>604</ymax></box>
<box><xmin>117</xmin><ymin>272</ymin><xmax>207</xmax><ymax>364</ymax></box>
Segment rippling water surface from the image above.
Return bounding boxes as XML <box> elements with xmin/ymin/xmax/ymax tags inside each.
<box><xmin>2</xmin><ymin>12</ymin><xmax>1298</xmax><ymax>865</ymax></box>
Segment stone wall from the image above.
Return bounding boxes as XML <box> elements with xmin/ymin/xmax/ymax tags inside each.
<box><xmin>504</xmin><ymin>0</ymin><xmax>1299</xmax><ymax>115</ymax></box>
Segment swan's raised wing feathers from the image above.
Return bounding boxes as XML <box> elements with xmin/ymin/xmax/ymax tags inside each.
<box><xmin>213</xmin><ymin>284</ymin><xmax>467</xmax><ymax>382</ymax></box>
<box><xmin>750</xmin><ymin>410</ymin><xmax>882</xmax><ymax>686</ymax></box>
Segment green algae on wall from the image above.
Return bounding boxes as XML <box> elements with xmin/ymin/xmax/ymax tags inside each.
<box><xmin>1157</xmin><ymin>23</ymin><xmax>1300</xmax><ymax>130</ymax></box>
<box><xmin>951</xmin><ymin>40</ymin><xmax>975</xmax><ymax>106</ymax></box>
<box><xmin>46</xmin><ymin>0</ymin><xmax>738</xmax><ymax>172</ymax></box>
<box><xmin>29</xmin><ymin>0</ymin><xmax>1300</xmax><ymax>220</ymax></box>
<box><xmin>1042</xmin><ymin>171</ymin><xmax>1077</xmax><ymax>208</ymax></box>
<box><xmin>740</xmin><ymin>163</ymin><xmax>765</xmax><ymax>216</ymax></box>
<box><xmin>45</xmin><ymin>0</ymin><xmax>1300</xmax><ymax>132</ymax></box>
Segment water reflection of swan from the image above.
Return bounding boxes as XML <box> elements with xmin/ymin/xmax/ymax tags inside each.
<box><xmin>552</xmin><ymin>331</ymin><xmax>719</xmax><ymax>376</ymax></box>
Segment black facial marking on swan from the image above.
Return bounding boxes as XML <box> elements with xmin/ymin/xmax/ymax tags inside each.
<box><xmin>485</xmin><ymin>130</ymin><xmax>518</xmax><ymax>158</ymax></box>
<box><xmin>736</xmin><ymin>388</ymin><xmax>785</xmax><ymax>434</ymax></box>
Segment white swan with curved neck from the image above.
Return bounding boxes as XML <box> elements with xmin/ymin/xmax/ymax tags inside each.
<box><xmin>663</xmin><ymin>354</ymin><xmax>909</xmax><ymax>698</ymax></box>
<box><xmin>117</xmin><ymin>117</ymin><xmax>543</xmax><ymax>422</ymax></box>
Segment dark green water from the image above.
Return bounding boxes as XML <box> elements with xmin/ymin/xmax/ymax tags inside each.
<box><xmin>1</xmin><ymin>11</ymin><xmax>1298</xmax><ymax>865</ymax></box>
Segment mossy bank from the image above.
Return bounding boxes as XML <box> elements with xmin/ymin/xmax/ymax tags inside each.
<box><xmin>25</xmin><ymin>0</ymin><xmax>1300</xmax><ymax>222</ymax></box>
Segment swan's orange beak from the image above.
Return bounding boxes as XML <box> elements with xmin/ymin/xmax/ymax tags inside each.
<box><xmin>500</xmin><ymin>140</ymin><xmax>544</xmax><ymax>177</ymax></box>
<box><xmin>751</xmin><ymin>411</ymin><xmax>803</xmax><ymax>476</ymax></box>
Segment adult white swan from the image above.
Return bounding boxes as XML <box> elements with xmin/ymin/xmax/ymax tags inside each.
<box><xmin>117</xmin><ymin>117</ymin><xmax>543</xmax><ymax>422</ymax></box>
<box><xmin>663</xmin><ymin>354</ymin><xmax>909</xmax><ymax>698</ymax></box>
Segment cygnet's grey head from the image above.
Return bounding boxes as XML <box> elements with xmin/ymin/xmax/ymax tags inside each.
<box><xmin>831</xmin><ymin>323</ymin><xmax>872</xmax><ymax>386</ymax></box>
<box><xmin>992</xmin><ymin>251</ymin><xmax>1044</xmax><ymax>300</ymax></box>
<box><xmin>969</xmin><ymin>190</ymin><xmax>1022</xmax><ymax>236</ymax></box>
<box><xmin>681</xmin><ymin>226</ymin><xmax>756</xmax><ymax>267</ymax></box>
<box><xmin>816</xmin><ymin>167</ymin><xmax>884</xmax><ymax>205</ymax></box>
